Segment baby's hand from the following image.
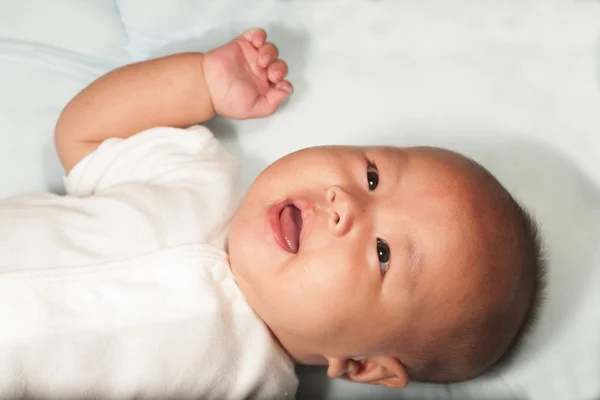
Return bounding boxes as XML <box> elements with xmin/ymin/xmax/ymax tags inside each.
<box><xmin>203</xmin><ymin>28</ymin><xmax>293</xmax><ymax>119</ymax></box>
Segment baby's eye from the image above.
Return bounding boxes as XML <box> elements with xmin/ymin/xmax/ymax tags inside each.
<box><xmin>367</xmin><ymin>162</ymin><xmax>379</xmax><ymax>191</ymax></box>
<box><xmin>377</xmin><ymin>239</ymin><xmax>391</xmax><ymax>276</ymax></box>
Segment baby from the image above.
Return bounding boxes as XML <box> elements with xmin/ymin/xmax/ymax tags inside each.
<box><xmin>0</xmin><ymin>29</ymin><xmax>545</xmax><ymax>398</ymax></box>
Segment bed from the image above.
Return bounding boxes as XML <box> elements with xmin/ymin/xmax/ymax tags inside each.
<box><xmin>1</xmin><ymin>1</ymin><xmax>599</xmax><ymax>399</ymax></box>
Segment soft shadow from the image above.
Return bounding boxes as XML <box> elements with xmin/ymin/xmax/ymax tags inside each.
<box><xmin>204</xmin><ymin>116</ymin><xmax>269</xmax><ymax>192</ymax></box>
<box><xmin>296</xmin><ymin>133</ymin><xmax>600</xmax><ymax>399</ymax></box>
<box><xmin>596</xmin><ymin>32</ymin><xmax>600</xmax><ymax>95</ymax></box>
<box><xmin>43</xmin><ymin>135</ymin><xmax>66</xmax><ymax>195</ymax></box>
<box><xmin>295</xmin><ymin>365</ymin><xmax>330</xmax><ymax>400</ymax></box>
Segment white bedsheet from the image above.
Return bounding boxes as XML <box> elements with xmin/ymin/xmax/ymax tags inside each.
<box><xmin>0</xmin><ymin>1</ymin><xmax>599</xmax><ymax>399</ymax></box>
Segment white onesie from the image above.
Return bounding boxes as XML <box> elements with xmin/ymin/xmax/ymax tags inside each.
<box><xmin>0</xmin><ymin>126</ymin><xmax>298</xmax><ymax>399</ymax></box>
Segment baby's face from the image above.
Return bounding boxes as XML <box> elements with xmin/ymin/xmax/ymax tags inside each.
<box><xmin>228</xmin><ymin>145</ymin><xmax>492</xmax><ymax>365</ymax></box>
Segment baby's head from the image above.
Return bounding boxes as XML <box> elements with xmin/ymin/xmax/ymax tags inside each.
<box><xmin>228</xmin><ymin>145</ymin><xmax>545</xmax><ymax>387</ymax></box>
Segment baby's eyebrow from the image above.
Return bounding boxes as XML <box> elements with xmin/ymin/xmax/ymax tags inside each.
<box><xmin>385</xmin><ymin>147</ymin><xmax>404</xmax><ymax>189</ymax></box>
<box><xmin>383</xmin><ymin>149</ymin><xmax>420</xmax><ymax>287</ymax></box>
<box><xmin>407</xmin><ymin>236</ymin><xmax>422</xmax><ymax>290</ymax></box>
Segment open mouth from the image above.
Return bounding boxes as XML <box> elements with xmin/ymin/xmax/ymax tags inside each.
<box><xmin>280</xmin><ymin>204</ymin><xmax>303</xmax><ymax>253</ymax></box>
<box><xmin>270</xmin><ymin>201</ymin><xmax>304</xmax><ymax>254</ymax></box>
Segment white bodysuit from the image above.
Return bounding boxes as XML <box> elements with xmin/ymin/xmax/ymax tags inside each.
<box><xmin>0</xmin><ymin>126</ymin><xmax>298</xmax><ymax>399</ymax></box>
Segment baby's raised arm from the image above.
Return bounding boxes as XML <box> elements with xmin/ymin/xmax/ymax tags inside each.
<box><xmin>55</xmin><ymin>28</ymin><xmax>292</xmax><ymax>172</ymax></box>
<box><xmin>55</xmin><ymin>53</ymin><xmax>213</xmax><ymax>172</ymax></box>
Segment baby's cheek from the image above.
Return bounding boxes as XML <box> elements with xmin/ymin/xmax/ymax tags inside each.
<box><xmin>298</xmin><ymin>252</ymin><xmax>359</xmax><ymax>304</ymax></box>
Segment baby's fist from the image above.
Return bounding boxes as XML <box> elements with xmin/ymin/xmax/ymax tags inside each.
<box><xmin>203</xmin><ymin>28</ymin><xmax>293</xmax><ymax>119</ymax></box>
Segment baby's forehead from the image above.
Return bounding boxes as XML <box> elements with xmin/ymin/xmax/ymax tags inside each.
<box><xmin>360</xmin><ymin>146</ymin><xmax>474</xmax><ymax>173</ymax></box>
<box><xmin>359</xmin><ymin>145</ymin><xmax>405</xmax><ymax>154</ymax></box>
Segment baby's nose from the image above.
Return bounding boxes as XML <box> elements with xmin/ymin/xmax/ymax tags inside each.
<box><xmin>325</xmin><ymin>185</ymin><xmax>358</xmax><ymax>236</ymax></box>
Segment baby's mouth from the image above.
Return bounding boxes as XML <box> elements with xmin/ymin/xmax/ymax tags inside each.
<box><xmin>279</xmin><ymin>204</ymin><xmax>303</xmax><ymax>253</ymax></box>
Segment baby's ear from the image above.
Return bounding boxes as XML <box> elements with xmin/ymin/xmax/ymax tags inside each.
<box><xmin>325</xmin><ymin>355</ymin><xmax>409</xmax><ymax>389</ymax></box>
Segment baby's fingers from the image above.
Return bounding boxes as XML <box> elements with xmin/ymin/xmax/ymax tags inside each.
<box><xmin>242</xmin><ymin>28</ymin><xmax>266</xmax><ymax>48</ymax></box>
<box><xmin>252</xmin><ymin>81</ymin><xmax>293</xmax><ymax>117</ymax></box>
<box><xmin>267</xmin><ymin>60</ymin><xmax>288</xmax><ymax>83</ymax></box>
<box><xmin>274</xmin><ymin>80</ymin><xmax>293</xmax><ymax>95</ymax></box>
<box><xmin>258</xmin><ymin>43</ymin><xmax>279</xmax><ymax>68</ymax></box>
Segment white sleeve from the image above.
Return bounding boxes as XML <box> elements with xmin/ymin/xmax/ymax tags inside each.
<box><xmin>61</xmin><ymin>125</ymin><xmax>240</xmax><ymax>253</ymax></box>
<box><xmin>64</xmin><ymin>125</ymin><xmax>234</xmax><ymax>196</ymax></box>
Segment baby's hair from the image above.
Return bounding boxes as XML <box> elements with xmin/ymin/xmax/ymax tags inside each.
<box><xmin>462</xmin><ymin>155</ymin><xmax>548</xmax><ymax>379</ymax></box>
<box><xmin>405</xmin><ymin>154</ymin><xmax>547</xmax><ymax>383</ymax></box>
<box><xmin>489</xmin><ymin>202</ymin><xmax>547</xmax><ymax>370</ymax></box>
<box><xmin>473</xmin><ymin>160</ymin><xmax>548</xmax><ymax>375</ymax></box>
